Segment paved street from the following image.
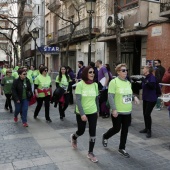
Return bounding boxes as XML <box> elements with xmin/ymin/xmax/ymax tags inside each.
<box><xmin>0</xmin><ymin>94</ymin><xmax>170</xmax><ymax>170</ymax></box>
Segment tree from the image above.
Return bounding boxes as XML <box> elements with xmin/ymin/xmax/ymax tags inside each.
<box><xmin>47</xmin><ymin>0</ymin><xmax>85</xmax><ymax>58</ymax></box>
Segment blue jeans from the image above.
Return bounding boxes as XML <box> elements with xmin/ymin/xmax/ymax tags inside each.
<box><xmin>14</xmin><ymin>99</ymin><xmax>29</xmax><ymax>123</ymax></box>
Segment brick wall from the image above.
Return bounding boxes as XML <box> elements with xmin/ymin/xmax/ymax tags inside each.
<box><xmin>146</xmin><ymin>23</ymin><xmax>170</xmax><ymax>70</ymax></box>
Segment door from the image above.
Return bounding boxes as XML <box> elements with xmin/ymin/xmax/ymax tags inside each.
<box><xmin>121</xmin><ymin>52</ymin><xmax>134</xmax><ymax>76</ymax></box>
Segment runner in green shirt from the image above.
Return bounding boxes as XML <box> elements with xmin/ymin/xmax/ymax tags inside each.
<box><xmin>34</xmin><ymin>66</ymin><xmax>52</xmax><ymax>123</ymax></box>
<box><xmin>102</xmin><ymin>63</ymin><xmax>140</xmax><ymax>158</ymax></box>
<box><xmin>55</xmin><ymin>66</ymin><xmax>72</xmax><ymax>120</ymax></box>
<box><xmin>1</xmin><ymin>69</ymin><xmax>15</xmax><ymax>112</ymax></box>
<box><xmin>70</xmin><ymin>66</ymin><xmax>99</xmax><ymax>163</ymax></box>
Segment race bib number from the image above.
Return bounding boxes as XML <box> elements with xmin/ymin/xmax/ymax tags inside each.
<box><xmin>123</xmin><ymin>94</ymin><xmax>132</xmax><ymax>104</ymax></box>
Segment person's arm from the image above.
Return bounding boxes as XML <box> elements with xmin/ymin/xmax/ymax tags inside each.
<box><xmin>34</xmin><ymin>84</ymin><xmax>38</xmax><ymax>97</ymax></box>
<box><xmin>108</xmin><ymin>93</ymin><xmax>116</xmax><ymax>111</ymax></box>
<box><xmin>1</xmin><ymin>78</ymin><xmax>4</xmax><ymax>95</ymax></box>
<box><xmin>56</xmin><ymin>82</ymin><xmax>59</xmax><ymax>88</ymax></box>
<box><xmin>104</xmin><ymin>72</ymin><xmax>109</xmax><ymax>87</ymax></box>
<box><xmin>108</xmin><ymin>93</ymin><xmax>118</xmax><ymax>117</ymax></box>
<box><xmin>12</xmin><ymin>80</ymin><xmax>19</xmax><ymax>102</ymax></box>
<box><xmin>95</xmin><ymin>96</ymin><xmax>99</xmax><ymax>113</ymax></box>
<box><xmin>76</xmin><ymin>94</ymin><xmax>85</xmax><ymax>116</ymax></box>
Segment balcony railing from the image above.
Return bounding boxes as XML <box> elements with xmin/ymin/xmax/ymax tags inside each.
<box><xmin>58</xmin><ymin>17</ymin><xmax>100</xmax><ymax>43</ymax></box>
<box><xmin>46</xmin><ymin>32</ymin><xmax>58</xmax><ymax>45</ymax></box>
<box><xmin>48</xmin><ymin>0</ymin><xmax>61</xmax><ymax>11</ymax></box>
<box><xmin>160</xmin><ymin>0</ymin><xmax>170</xmax><ymax>17</ymax></box>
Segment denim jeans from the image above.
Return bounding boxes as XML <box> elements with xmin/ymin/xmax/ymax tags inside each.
<box><xmin>14</xmin><ymin>99</ymin><xmax>29</xmax><ymax>123</ymax></box>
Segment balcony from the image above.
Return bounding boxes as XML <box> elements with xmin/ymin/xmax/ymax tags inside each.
<box><xmin>24</xmin><ymin>49</ymin><xmax>34</xmax><ymax>58</ymax></box>
<box><xmin>160</xmin><ymin>0</ymin><xmax>170</xmax><ymax>18</ymax></box>
<box><xmin>46</xmin><ymin>32</ymin><xmax>58</xmax><ymax>45</ymax></box>
<box><xmin>48</xmin><ymin>0</ymin><xmax>61</xmax><ymax>12</ymax></box>
<box><xmin>58</xmin><ymin>17</ymin><xmax>100</xmax><ymax>43</ymax></box>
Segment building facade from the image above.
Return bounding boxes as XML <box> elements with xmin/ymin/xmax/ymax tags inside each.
<box><xmin>0</xmin><ymin>0</ymin><xmax>17</xmax><ymax>67</ymax></box>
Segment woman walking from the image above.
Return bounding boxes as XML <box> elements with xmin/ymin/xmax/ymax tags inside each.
<box><xmin>102</xmin><ymin>63</ymin><xmax>139</xmax><ymax>158</ymax></box>
<box><xmin>139</xmin><ymin>66</ymin><xmax>159</xmax><ymax>138</ymax></box>
<box><xmin>55</xmin><ymin>66</ymin><xmax>71</xmax><ymax>120</ymax></box>
<box><xmin>12</xmin><ymin>69</ymin><xmax>32</xmax><ymax>127</ymax></box>
<box><xmin>66</xmin><ymin>66</ymin><xmax>75</xmax><ymax>104</ymax></box>
<box><xmin>70</xmin><ymin>66</ymin><xmax>99</xmax><ymax>163</ymax></box>
<box><xmin>34</xmin><ymin>66</ymin><xmax>52</xmax><ymax>122</ymax></box>
<box><xmin>1</xmin><ymin>69</ymin><xmax>15</xmax><ymax>113</ymax></box>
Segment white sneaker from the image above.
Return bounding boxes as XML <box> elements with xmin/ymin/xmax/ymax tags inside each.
<box><xmin>70</xmin><ymin>134</ymin><xmax>77</xmax><ymax>149</ymax></box>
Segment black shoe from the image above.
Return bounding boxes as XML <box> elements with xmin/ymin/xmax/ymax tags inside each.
<box><xmin>10</xmin><ymin>109</ymin><xmax>13</xmax><ymax>113</ymax></box>
<box><xmin>102</xmin><ymin>115</ymin><xmax>110</xmax><ymax>119</ymax></box>
<box><xmin>139</xmin><ymin>129</ymin><xmax>147</xmax><ymax>133</ymax></box>
<box><xmin>4</xmin><ymin>107</ymin><xmax>9</xmax><ymax>110</ymax></box>
<box><xmin>118</xmin><ymin>149</ymin><xmax>130</xmax><ymax>158</ymax></box>
<box><xmin>60</xmin><ymin>117</ymin><xmax>63</xmax><ymax>121</ymax></box>
<box><xmin>46</xmin><ymin>118</ymin><xmax>52</xmax><ymax>123</ymax></box>
<box><xmin>102</xmin><ymin>134</ymin><xmax>108</xmax><ymax>147</ymax></box>
<box><xmin>34</xmin><ymin>116</ymin><xmax>37</xmax><ymax>119</ymax></box>
<box><xmin>63</xmin><ymin>112</ymin><xmax>65</xmax><ymax>117</ymax></box>
<box><xmin>146</xmin><ymin>130</ymin><xmax>151</xmax><ymax>138</ymax></box>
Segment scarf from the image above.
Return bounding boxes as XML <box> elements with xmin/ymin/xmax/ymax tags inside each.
<box><xmin>84</xmin><ymin>80</ymin><xmax>94</xmax><ymax>84</ymax></box>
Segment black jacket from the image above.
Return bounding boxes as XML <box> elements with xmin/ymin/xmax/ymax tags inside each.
<box><xmin>155</xmin><ymin>65</ymin><xmax>166</xmax><ymax>83</ymax></box>
<box><xmin>12</xmin><ymin>77</ymin><xmax>32</xmax><ymax>102</ymax></box>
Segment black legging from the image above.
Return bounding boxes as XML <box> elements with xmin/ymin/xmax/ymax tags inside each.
<box><xmin>34</xmin><ymin>95</ymin><xmax>51</xmax><ymax>120</ymax></box>
<box><xmin>59</xmin><ymin>93</ymin><xmax>69</xmax><ymax>118</ymax></box>
<box><xmin>73</xmin><ymin>113</ymin><xmax>98</xmax><ymax>153</ymax></box>
<box><xmin>5</xmin><ymin>94</ymin><xmax>12</xmax><ymax>110</ymax></box>
<box><xmin>104</xmin><ymin>114</ymin><xmax>131</xmax><ymax>150</ymax></box>
<box><xmin>143</xmin><ymin>100</ymin><xmax>156</xmax><ymax>131</ymax></box>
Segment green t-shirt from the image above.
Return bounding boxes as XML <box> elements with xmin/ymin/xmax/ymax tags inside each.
<box><xmin>108</xmin><ymin>77</ymin><xmax>132</xmax><ymax>113</ymax></box>
<box><xmin>34</xmin><ymin>74</ymin><xmax>51</xmax><ymax>97</ymax></box>
<box><xmin>22</xmin><ymin>79</ymin><xmax>27</xmax><ymax>99</ymax></box>
<box><xmin>27</xmin><ymin>74</ymin><xmax>33</xmax><ymax>85</ymax></box>
<box><xmin>27</xmin><ymin>70</ymin><xmax>33</xmax><ymax>77</ymax></box>
<box><xmin>1</xmin><ymin>68</ymin><xmax>6</xmax><ymax>76</ymax></box>
<box><xmin>32</xmin><ymin>70</ymin><xmax>39</xmax><ymax>81</ymax></box>
<box><xmin>55</xmin><ymin>75</ymin><xmax>71</xmax><ymax>90</ymax></box>
<box><xmin>1</xmin><ymin>76</ymin><xmax>15</xmax><ymax>94</ymax></box>
<box><xmin>75</xmin><ymin>81</ymin><xmax>98</xmax><ymax>115</ymax></box>
<box><xmin>14</xmin><ymin>66</ymin><xmax>20</xmax><ymax>71</ymax></box>
<box><xmin>12</xmin><ymin>71</ymin><xmax>19</xmax><ymax>79</ymax></box>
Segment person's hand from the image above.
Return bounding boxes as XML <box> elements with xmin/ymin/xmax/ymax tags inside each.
<box><xmin>112</xmin><ymin>110</ymin><xmax>118</xmax><ymax>118</ymax></box>
<box><xmin>81</xmin><ymin>115</ymin><xmax>87</xmax><ymax>121</ymax></box>
<box><xmin>102</xmin><ymin>86</ymin><xmax>107</xmax><ymax>91</ymax></box>
<box><xmin>134</xmin><ymin>96</ymin><xmax>140</xmax><ymax>105</ymax></box>
<box><xmin>35</xmin><ymin>93</ymin><xmax>39</xmax><ymax>98</ymax></box>
<box><xmin>17</xmin><ymin>100</ymin><xmax>20</xmax><ymax>103</ymax></box>
<box><xmin>1</xmin><ymin>91</ymin><xmax>3</xmax><ymax>95</ymax></box>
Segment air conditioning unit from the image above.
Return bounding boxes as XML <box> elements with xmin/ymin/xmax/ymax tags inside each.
<box><xmin>106</xmin><ymin>15</ymin><xmax>116</xmax><ymax>29</ymax></box>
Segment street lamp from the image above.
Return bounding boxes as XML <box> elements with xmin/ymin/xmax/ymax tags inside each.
<box><xmin>85</xmin><ymin>0</ymin><xmax>96</xmax><ymax>64</ymax></box>
<box><xmin>14</xmin><ymin>40</ymin><xmax>18</xmax><ymax>67</ymax></box>
<box><xmin>31</xmin><ymin>28</ymin><xmax>39</xmax><ymax>67</ymax></box>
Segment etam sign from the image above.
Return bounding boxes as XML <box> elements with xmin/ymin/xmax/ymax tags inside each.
<box><xmin>39</xmin><ymin>46</ymin><xmax>60</xmax><ymax>54</ymax></box>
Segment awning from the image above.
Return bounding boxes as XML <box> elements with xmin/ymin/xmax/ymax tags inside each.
<box><xmin>97</xmin><ymin>30</ymin><xmax>148</xmax><ymax>42</ymax></box>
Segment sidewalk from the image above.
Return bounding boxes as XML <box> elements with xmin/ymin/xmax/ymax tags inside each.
<box><xmin>0</xmin><ymin>94</ymin><xmax>170</xmax><ymax>170</ymax></box>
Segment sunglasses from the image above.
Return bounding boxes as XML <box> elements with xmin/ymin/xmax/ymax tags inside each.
<box><xmin>88</xmin><ymin>71</ymin><xmax>95</xmax><ymax>74</ymax></box>
<box><xmin>7</xmin><ymin>72</ymin><xmax>12</xmax><ymax>73</ymax></box>
<box><xmin>44</xmin><ymin>70</ymin><xmax>48</xmax><ymax>72</ymax></box>
<box><xmin>22</xmin><ymin>73</ymin><xmax>27</xmax><ymax>75</ymax></box>
<box><xmin>120</xmin><ymin>69</ymin><xmax>128</xmax><ymax>72</ymax></box>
